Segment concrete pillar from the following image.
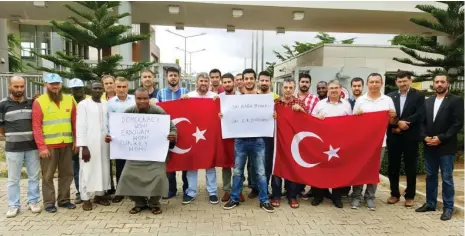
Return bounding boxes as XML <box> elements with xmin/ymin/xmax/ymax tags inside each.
<box><xmin>118</xmin><ymin>1</ymin><xmax>132</xmax><ymax>64</ymax></box>
<box><xmin>139</xmin><ymin>23</ymin><xmax>150</xmax><ymax>62</ymax></box>
<box><xmin>0</xmin><ymin>19</ymin><xmax>9</xmax><ymax>73</ymax></box>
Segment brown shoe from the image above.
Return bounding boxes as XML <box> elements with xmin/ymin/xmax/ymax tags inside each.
<box><xmin>405</xmin><ymin>199</ymin><xmax>415</xmax><ymax>207</ymax></box>
<box><xmin>221</xmin><ymin>192</ymin><xmax>230</xmax><ymax>202</ymax></box>
<box><xmin>112</xmin><ymin>195</ymin><xmax>124</xmax><ymax>203</ymax></box>
<box><xmin>387</xmin><ymin>196</ymin><xmax>399</xmax><ymax>204</ymax></box>
<box><xmin>82</xmin><ymin>200</ymin><xmax>92</xmax><ymax>211</ymax></box>
<box><xmin>239</xmin><ymin>193</ymin><xmax>245</xmax><ymax>202</ymax></box>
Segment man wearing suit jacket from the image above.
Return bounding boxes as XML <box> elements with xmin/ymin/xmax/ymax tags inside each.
<box><xmin>415</xmin><ymin>73</ymin><xmax>464</xmax><ymax>221</ymax></box>
<box><xmin>386</xmin><ymin>70</ymin><xmax>425</xmax><ymax>207</ymax></box>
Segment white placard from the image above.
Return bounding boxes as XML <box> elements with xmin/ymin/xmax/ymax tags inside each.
<box><xmin>220</xmin><ymin>94</ymin><xmax>275</xmax><ymax>138</ymax></box>
<box><xmin>109</xmin><ymin>113</ymin><xmax>170</xmax><ymax>162</ymax></box>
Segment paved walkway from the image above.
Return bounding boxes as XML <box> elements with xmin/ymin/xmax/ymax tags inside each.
<box><xmin>0</xmin><ymin>170</ymin><xmax>463</xmax><ymax>236</ymax></box>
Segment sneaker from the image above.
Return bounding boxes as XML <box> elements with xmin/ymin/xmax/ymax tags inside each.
<box><xmin>28</xmin><ymin>202</ymin><xmax>41</xmax><ymax>213</ymax></box>
<box><xmin>74</xmin><ymin>194</ymin><xmax>83</xmax><ymax>204</ymax></box>
<box><xmin>6</xmin><ymin>207</ymin><xmax>19</xmax><ymax>218</ymax></box>
<box><xmin>366</xmin><ymin>199</ymin><xmax>375</xmax><ymax>211</ymax></box>
<box><xmin>223</xmin><ymin>200</ymin><xmax>239</xmax><ymax>210</ymax></box>
<box><xmin>182</xmin><ymin>194</ymin><xmax>195</xmax><ymax>205</ymax></box>
<box><xmin>260</xmin><ymin>202</ymin><xmax>275</xmax><ymax>213</ymax></box>
<box><xmin>162</xmin><ymin>192</ymin><xmax>177</xmax><ymax>200</ymax></box>
<box><xmin>44</xmin><ymin>205</ymin><xmax>57</xmax><ymax>213</ymax></box>
<box><xmin>209</xmin><ymin>195</ymin><xmax>219</xmax><ymax>204</ymax></box>
<box><xmin>58</xmin><ymin>202</ymin><xmax>76</xmax><ymax>209</ymax></box>
<box><xmin>350</xmin><ymin>198</ymin><xmax>360</xmax><ymax>209</ymax></box>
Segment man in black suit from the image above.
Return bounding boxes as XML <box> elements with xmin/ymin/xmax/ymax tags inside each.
<box><xmin>415</xmin><ymin>73</ymin><xmax>464</xmax><ymax>221</ymax></box>
<box><xmin>386</xmin><ymin>70</ymin><xmax>425</xmax><ymax>207</ymax></box>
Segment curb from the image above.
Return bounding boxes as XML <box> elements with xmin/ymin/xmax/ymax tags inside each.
<box><xmin>379</xmin><ymin>174</ymin><xmax>464</xmax><ymax>215</ymax></box>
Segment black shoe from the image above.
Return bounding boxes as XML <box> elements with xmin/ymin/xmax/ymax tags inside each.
<box><xmin>260</xmin><ymin>202</ymin><xmax>275</xmax><ymax>213</ymax></box>
<box><xmin>440</xmin><ymin>209</ymin><xmax>453</xmax><ymax>221</ymax></box>
<box><xmin>333</xmin><ymin>199</ymin><xmax>343</xmax><ymax>208</ymax></box>
<box><xmin>311</xmin><ymin>198</ymin><xmax>323</xmax><ymax>206</ymax></box>
<box><xmin>324</xmin><ymin>190</ymin><xmax>332</xmax><ymax>199</ymax></box>
<box><xmin>58</xmin><ymin>202</ymin><xmax>76</xmax><ymax>209</ymax></box>
<box><xmin>106</xmin><ymin>189</ymin><xmax>116</xmax><ymax>195</ymax></box>
<box><xmin>44</xmin><ymin>205</ymin><xmax>57</xmax><ymax>213</ymax></box>
<box><xmin>223</xmin><ymin>200</ymin><xmax>239</xmax><ymax>210</ymax></box>
<box><xmin>415</xmin><ymin>203</ymin><xmax>436</xmax><ymax>212</ymax></box>
<box><xmin>182</xmin><ymin>194</ymin><xmax>195</xmax><ymax>205</ymax></box>
<box><xmin>209</xmin><ymin>195</ymin><xmax>219</xmax><ymax>204</ymax></box>
<box><xmin>248</xmin><ymin>190</ymin><xmax>259</xmax><ymax>199</ymax></box>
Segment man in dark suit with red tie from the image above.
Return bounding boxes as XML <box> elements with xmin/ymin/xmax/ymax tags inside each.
<box><xmin>386</xmin><ymin>70</ymin><xmax>425</xmax><ymax>207</ymax></box>
<box><xmin>415</xmin><ymin>73</ymin><xmax>463</xmax><ymax>221</ymax></box>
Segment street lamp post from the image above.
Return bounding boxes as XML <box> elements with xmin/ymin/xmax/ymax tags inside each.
<box><xmin>176</xmin><ymin>47</ymin><xmax>206</xmax><ymax>75</ymax></box>
<box><xmin>166</xmin><ymin>29</ymin><xmax>206</xmax><ymax>75</ymax></box>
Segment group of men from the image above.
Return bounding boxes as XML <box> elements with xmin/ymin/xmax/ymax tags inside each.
<box><xmin>2</xmin><ymin>67</ymin><xmax>462</xmax><ymax>221</ymax></box>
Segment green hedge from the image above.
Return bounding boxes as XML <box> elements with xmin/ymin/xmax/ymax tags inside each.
<box><xmin>380</xmin><ymin>143</ymin><xmax>426</xmax><ymax>175</ymax></box>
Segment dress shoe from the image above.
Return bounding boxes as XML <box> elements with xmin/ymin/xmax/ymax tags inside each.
<box><xmin>387</xmin><ymin>196</ymin><xmax>399</xmax><ymax>204</ymax></box>
<box><xmin>333</xmin><ymin>199</ymin><xmax>343</xmax><ymax>208</ymax></box>
<box><xmin>440</xmin><ymin>209</ymin><xmax>453</xmax><ymax>221</ymax></box>
<box><xmin>415</xmin><ymin>203</ymin><xmax>435</xmax><ymax>212</ymax></box>
<box><xmin>311</xmin><ymin>197</ymin><xmax>323</xmax><ymax>206</ymax></box>
<box><xmin>221</xmin><ymin>192</ymin><xmax>230</xmax><ymax>202</ymax></box>
<box><xmin>404</xmin><ymin>199</ymin><xmax>414</xmax><ymax>207</ymax></box>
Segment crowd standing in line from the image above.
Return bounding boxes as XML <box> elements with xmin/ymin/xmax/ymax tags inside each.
<box><xmin>1</xmin><ymin>68</ymin><xmax>463</xmax><ymax>221</ymax></box>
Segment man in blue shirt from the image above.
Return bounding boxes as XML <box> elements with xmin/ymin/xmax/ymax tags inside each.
<box><xmin>156</xmin><ymin>67</ymin><xmax>189</xmax><ymax>199</ymax></box>
<box><xmin>107</xmin><ymin>76</ymin><xmax>135</xmax><ymax>203</ymax></box>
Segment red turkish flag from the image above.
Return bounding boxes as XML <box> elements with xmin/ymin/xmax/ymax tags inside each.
<box><xmin>274</xmin><ymin>105</ymin><xmax>389</xmax><ymax>188</ymax></box>
<box><xmin>158</xmin><ymin>98</ymin><xmax>233</xmax><ymax>172</ymax></box>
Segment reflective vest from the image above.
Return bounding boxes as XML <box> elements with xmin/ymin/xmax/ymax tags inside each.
<box><xmin>72</xmin><ymin>95</ymin><xmax>91</xmax><ymax>106</ymax></box>
<box><xmin>37</xmin><ymin>94</ymin><xmax>74</xmax><ymax>145</ymax></box>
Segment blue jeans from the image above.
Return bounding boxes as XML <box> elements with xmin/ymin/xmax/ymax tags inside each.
<box><xmin>6</xmin><ymin>150</ymin><xmax>41</xmax><ymax>208</ymax></box>
<box><xmin>425</xmin><ymin>152</ymin><xmax>455</xmax><ymax>210</ymax></box>
<box><xmin>231</xmin><ymin>138</ymin><xmax>269</xmax><ymax>204</ymax></box>
<box><xmin>72</xmin><ymin>153</ymin><xmax>80</xmax><ymax>195</ymax></box>
<box><xmin>186</xmin><ymin>168</ymin><xmax>217</xmax><ymax>197</ymax></box>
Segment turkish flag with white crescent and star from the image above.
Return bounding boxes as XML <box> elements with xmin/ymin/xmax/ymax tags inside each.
<box><xmin>274</xmin><ymin>105</ymin><xmax>390</xmax><ymax>188</ymax></box>
<box><xmin>158</xmin><ymin>98</ymin><xmax>234</xmax><ymax>172</ymax></box>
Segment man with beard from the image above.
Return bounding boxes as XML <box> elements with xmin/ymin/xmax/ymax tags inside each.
<box><xmin>32</xmin><ymin>73</ymin><xmax>77</xmax><ymax>213</ymax></box>
<box><xmin>218</xmin><ymin>73</ymin><xmax>245</xmax><ymax>203</ymax></box>
<box><xmin>140</xmin><ymin>69</ymin><xmax>159</xmax><ymax>104</ymax></box>
<box><xmin>316</xmin><ymin>81</ymin><xmax>328</xmax><ymax>100</ymax></box>
<box><xmin>156</xmin><ymin>67</ymin><xmax>189</xmax><ymax>199</ymax></box>
<box><xmin>181</xmin><ymin>73</ymin><xmax>219</xmax><ymax>205</ymax></box>
<box><xmin>349</xmin><ymin>77</ymin><xmax>364</xmax><ymax>109</ymax></box>
<box><xmin>1</xmin><ymin>76</ymin><xmax>41</xmax><ymax>218</ymax></box>
<box><xmin>76</xmin><ymin>82</ymin><xmax>111</xmax><ymax>211</ymax></box>
<box><xmin>106</xmin><ymin>87</ymin><xmax>176</xmax><ymax>215</ymax></box>
<box><xmin>67</xmin><ymin>78</ymin><xmax>89</xmax><ymax>205</ymax></box>
<box><xmin>209</xmin><ymin>68</ymin><xmax>225</xmax><ymax>94</ymax></box>
<box><xmin>107</xmin><ymin>77</ymin><xmax>136</xmax><ymax>203</ymax></box>
<box><xmin>235</xmin><ymin>73</ymin><xmax>245</xmax><ymax>94</ymax></box>
<box><xmin>272</xmin><ymin>78</ymin><xmax>308</xmax><ymax>209</ymax></box>
<box><xmin>223</xmin><ymin>68</ymin><xmax>274</xmax><ymax>213</ymax></box>
<box><xmin>416</xmin><ymin>73</ymin><xmax>463</xmax><ymax>221</ymax></box>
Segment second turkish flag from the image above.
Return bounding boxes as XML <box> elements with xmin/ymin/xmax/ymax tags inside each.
<box><xmin>158</xmin><ymin>98</ymin><xmax>233</xmax><ymax>172</ymax></box>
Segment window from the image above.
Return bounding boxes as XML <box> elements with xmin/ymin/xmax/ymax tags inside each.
<box><xmin>21</xmin><ymin>42</ymin><xmax>34</xmax><ymax>58</ymax></box>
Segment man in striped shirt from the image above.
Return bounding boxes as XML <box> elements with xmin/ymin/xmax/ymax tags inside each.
<box><xmin>1</xmin><ymin>76</ymin><xmax>41</xmax><ymax>217</ymax></box>
<box><xmin>155</xmin><ymin>67</ymin><xmax>189</xmax><ymax>199</ymax></box>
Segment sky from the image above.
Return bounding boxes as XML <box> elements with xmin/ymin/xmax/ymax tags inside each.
<box><xmin>154</xmin><ymin>25</ymin><xmax>396</xmax><ymax>75</ymax></box>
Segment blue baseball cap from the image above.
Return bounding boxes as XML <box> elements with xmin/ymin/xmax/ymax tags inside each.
<box><xmin>43</xmin><ymin>73</ymin><xmax>63</xmax><ymax>83</ymax></box>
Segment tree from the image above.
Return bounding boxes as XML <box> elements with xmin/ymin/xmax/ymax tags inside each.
<box><xmin>265</xmin><ymin>62</ymin><xmax>276</xmax><ymax>77</ymax></box>
<box><xmin>29</xmin><ymin>1</ymin><xmax>154</xmax><ymax>82</ymax></box>
<box><xmin>8</xmin><ymin>34</ymin><xmax>24</xmax><ymax>72</ymax></box>
<box><xmin>273</xmin><ymin>32</ymin><xmax>355</xmax><ymax>62</ymax></box>
<box><xmin>392</xmin><ymin>1</ymin><xmax>464</xmax><ymax>83</ymax></box>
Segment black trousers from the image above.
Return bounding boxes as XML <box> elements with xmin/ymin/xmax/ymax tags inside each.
<box><xmin>387</xmin><ymin>136</ymin><xmax>419</xmax><ymax>199</ymax></box>
<box><xmin>313</xmin><ymin>187</ymin><xmax>344</xmax><ymax>201</ymax></box>
<box><xmin>108</xmin><ymin>159</ymin><xmax>126</xmax><ymax>194</ymax></box>
<box><xmin>167</xmin><ymin>171</ymin><xmax>188</xmax><ymax>194</ymax></box>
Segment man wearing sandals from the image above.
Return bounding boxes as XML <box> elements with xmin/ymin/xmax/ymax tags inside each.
<box><xmin>105</xmin><ymin>87</ymin><xmax>176</xmax><ymax>214</ymax></box>
<box><xmin>271</xmin><ymin>78</ymin><xmax>308</xmax><ymax>209</ymax></box>
<box><xmin>76</xmin><ymin>82</ymin><xmax>111</xmax><ymax>210</ymax></box>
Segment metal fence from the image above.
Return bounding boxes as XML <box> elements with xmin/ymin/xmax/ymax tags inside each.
<box><xmin>0</xmin><ymin>74</ymin><xmax>44</xmax><ymax>99</ymax></box>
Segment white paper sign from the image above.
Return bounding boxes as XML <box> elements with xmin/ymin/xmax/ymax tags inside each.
<box><xmin>220</xmin><ymin>94</ymin><xmax>275</xmax><ymax>138</ymax></box>
<box><xmin>109</xmin><ymin>113</ymin><xmax>170</xmax><ymax>162</ymax></box>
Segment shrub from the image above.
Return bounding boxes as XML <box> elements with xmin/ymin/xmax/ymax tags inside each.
<box><xmin>380</xmin><ymin>143</ymin><xmax>426</xmax><ymax>175</ymax></box>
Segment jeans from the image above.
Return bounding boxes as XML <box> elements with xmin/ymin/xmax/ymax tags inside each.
<box><xmin>167</xmin><ymin>171</ymin><xmax>188</xmax><ymax>195</ymax></box>
<box><xmin>186</xmin><ymin>168</ymin><xmax>217</xmax><ymax>197</ymax></box>
<box><xmin>230</xmin><ymin>138</ymin><xmax>269</xmax><ymax>203</ymax></box>
<box><xmin>425</xmin><ymin>151</ymin><xmax>455</xmax><ymax>210</ymax></box>
<box><xmin>72</xmin><ymin>153</ymin><xmax>80</xmax><ymax>195</ymax></box>
<box><xmin>247</xmin><ymin>137</ymin><xmax>274</xmax><ymax>192</ymax></box>
<box><xmin>6</xmin><ymin>150</ymin><xmax>41</xmax><ymax>208</ymax></box>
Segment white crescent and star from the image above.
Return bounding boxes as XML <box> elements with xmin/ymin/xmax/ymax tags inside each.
<box><xmin>290</xmin><ymin>131</ymin><xmax>340</xmax><ymax>168</ymax></box>
<box><xmin>169</xmin><ymin>117</ymin><xmax>207</xmax><ymax>154</ymax></box>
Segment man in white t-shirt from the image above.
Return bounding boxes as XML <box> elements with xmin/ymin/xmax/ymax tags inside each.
<box><xmin>351</xmin><ymin>73</ymin><xmax>397</xmax><ymax>211</ymax></box>
<box><xmin>180</xmin><ymin>73</ymin><xmax>219</xmax><ymax>205</ymax></box>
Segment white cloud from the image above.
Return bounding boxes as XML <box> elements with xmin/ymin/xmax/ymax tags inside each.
<box><xmin>155</xmin><ymin>25</ymin><xmax>396</xmax><ymax>75</ymax></box>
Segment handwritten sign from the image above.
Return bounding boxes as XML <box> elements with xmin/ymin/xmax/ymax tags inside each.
<box><xmin>109</xmin><ymin>113</ymin><xmax>170</xmax><ymax>162</ymax></box>
<box><xmin>220</xmin><ymin>94</ymin><xmax>275</xmax><ymax>138</ymax></box>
